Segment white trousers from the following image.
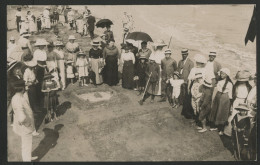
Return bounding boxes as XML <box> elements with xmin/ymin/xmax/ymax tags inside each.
<box><xmin>21</xmin><ymin>133</ymin><xmax>32</xmax><ymax>162</ymax></box>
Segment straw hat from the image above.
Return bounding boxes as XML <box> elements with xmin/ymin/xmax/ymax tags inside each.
<box><xmin>44</xmin><ymin>73</ymin><xmax>54</xmax><ymax>80</ymax></box>
<box><xmin>22</xmin><ymin>32</ymin><xmax>31</xmax><ymax>37</ymax></box>
<box><xmin>91</xmin><ymin>39</ymin><xmax>101</xmax><ymax>46</ymax></box>
<box><xmin>234</xmin><ymin>70</ymin><xmax>251</xmax><ymax>82</ymax></box>
<box><xmin>124</xmin><ymin>27</ymin><xmax>129</xmax><ymax>32</ymax></box>
<box><xmin>34</xmin><ymin>39</ymin><xmax>49</xmax><ymax>46</ymax></box>
<box><xmin>139</xmin><ymin>54</ymin><xmax>147</xmax><ymax>60</ymax></box>
<box><xmin>234</xmin><ymin>103</ymin><xmax>250</xmax><ymax>111</ymax></box>
<box><xmin>181</xmin><ymin>48</ymin><xmax>189</xmax><ymax>55</ymax></box>
<box><xmin>209</xmin><ymin>51</ymin><xmax>217</xmax><ymax>56</ymax></box>
<box><xmin>153</xmin><ymin>39</ymin><xmax>167</xmax><ymax>47</ymax></box>
<box><xmin>164</xmin><ymin>49</ymin><xmax>172</xmax><ymax>54</ymax></box>
<box><xmin>68</xmin><ymin>35</ymin><xmax>76</xmax><ymax>40</ymax></box>
<box><xmin>219</xmin><ymin>68</ymin><xmax>230</xmax><ymax>77</ymax></box>
<box><xmin>7</xmin><ymin>61</ymin><xmax>23</xmax><ymax>72</ymax></box>
<box><xmin>203</xmin><ymin>78</ymin><xmax>213</xmax><ymax>88</ymax></box>
<box><xmin>77</xmin><ymin>50</ymin><xmax>86</xmax><ymax>56</ymax></box>
<box><xmin>10</xmin><ymin>36</ymin><xmax>15</xmax><ymax>41</ymax></box>
<box><xmin>194</xmin><ymin>54</ymin><xmax>207</xmax><ymax>64</ymax></box>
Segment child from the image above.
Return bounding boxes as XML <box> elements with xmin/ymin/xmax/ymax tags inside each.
<box><xmin>41</xmin><ymin>73</ymin><xmax>59</xmax><ymax>122</ymax></box>
<box><xmin>135</xmin><ymin>55</ymin><xmax>148</xmax><ymax>95</ymax></box>
<box><xmin>76</xmin><ymin>50</ymin><xmax>89</xmax><ymax>87</ymax></box>
<box><xmin>48</xmin><ymin>66</ymin><xmax>61</xmax><ymax>89</ymax></box>
<box><xmin>66</xmin><ymin>60</ymin><xmax>75</xmax><ymax>85</ymax></box>
<box><xmin>231</xmin><ymin>103</ymin><xmax>251</xmax><ymax>160</ymax></box>
<box><xmin>138</xmin><ymin>56</ymin><xmax>160</xmax><ymax>105</ymax></box>
<box><xmin>168</xmin><ymin>72</ymin><xmax>184</xmax><ymax>108</ymax></box>
<box><xmin>191</xmin><ymin>72</ymin><xmax>204</xmax><ymax>117</ymax></box>
<box><xmin>197</xmin><ymin>78</ymin><xmax>213</xmax><ymax>133</ymax></box>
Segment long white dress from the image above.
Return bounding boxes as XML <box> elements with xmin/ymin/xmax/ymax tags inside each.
<box><xmin>43</xmin><ymin>9</ymin><xmax>51</xmax><ymax>29</ymax></box>
<box><xmin>54</xmin><ymin>49</ymin><xmax>66</xmax><ymax>89</ymax></box>
<box><xmin>27</xmin><ymin>14</ymin><xmax>37</xmax><ymax>32</ymax></box>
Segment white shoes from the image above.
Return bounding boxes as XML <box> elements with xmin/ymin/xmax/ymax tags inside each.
<box><xmin>219</xmin><ymin>131</ymin><xmax>224</xmax><ymax>135</ymax></box>
<box><xmin>31</xmin><ymin>156</ymin><xmax>38</xmax><ymax>161</ymax></box>
<box><xmin>198</xmin><ymin>128</ymin><xmax>207</xmax><ymax>133</ymax></box>
<box><xmin>196</xmin><ymin>126</ymin><xmax>203</xmax><ymax>130</ymax></box>
<box><xmin>209</xmin><ymin>128</ymin><xmax>218</xmax><ymax>131</ymax></box>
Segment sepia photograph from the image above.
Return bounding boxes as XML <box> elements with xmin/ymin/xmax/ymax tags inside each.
<box><xmin>6</xmin><ymin>4</ymin><xmax>257</xmax><ymax>162</ymax></box>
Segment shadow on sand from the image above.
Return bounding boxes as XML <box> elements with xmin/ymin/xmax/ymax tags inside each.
<box><xmin>32</xmin><ymin>124</ymin><xmax>64</xmax><ymax>161</ymax></box>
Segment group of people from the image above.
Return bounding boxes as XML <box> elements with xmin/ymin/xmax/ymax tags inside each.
<box><xmin>8</xmin><ymin>6</ymin><xmax>256</xmax><ymax>162</ymax></box>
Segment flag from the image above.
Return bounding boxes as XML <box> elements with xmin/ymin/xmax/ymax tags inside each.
<box><xmin>245</xmin><ymin>5</ymin><xmax>256</xmax><ymax>45</ymax></box>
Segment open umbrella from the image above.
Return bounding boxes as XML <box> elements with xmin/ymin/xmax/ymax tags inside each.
<box><xmin>96</xmin><ymin>19</ymin><xmax>113</xmax><ymax>28</ymax></box>
<box><xmin>125</xmin><ymin>32</ymin><xmax>153</xmax><ymax>42</ymax></box>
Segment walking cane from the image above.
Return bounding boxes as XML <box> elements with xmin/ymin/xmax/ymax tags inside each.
<box><xmin>168</xmin><ymin>36</ymin><xmax>172</xmax><ymax>48</ymax></box>
<box><xmin>234</xmin><ymin>118</ymin><xmax>241</xmax><ymax>160</ymax></box>
<box><xmin>45</xmin><ymin>90</ymin><xmax>50</xmax><ymax>123</ymax></box>
<box><xmin>141</xmin><ymin>72</ymin><xmax>152</xmax><ymax>101</ymax></box>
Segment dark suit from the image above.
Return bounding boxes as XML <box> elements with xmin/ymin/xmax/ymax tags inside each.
<box><xmin>178</xmin><ymin>58</ymin><xmax>194</xmax><ymax>83</ymax></box>
<box><xmin>87</xmin><ymin>15</ymin><xmax>96</xmax><ymax>39</ymax></box>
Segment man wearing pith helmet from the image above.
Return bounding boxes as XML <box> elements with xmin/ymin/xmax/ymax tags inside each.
<box><xmin>204</xmin><ymin>51</ymin><xmax>221</xmax><ymax>87</ymax></box>
<box><xmin>159</xmin><ymin>48</ymin><xmax>177</xmax><ymax>102</ymax></box>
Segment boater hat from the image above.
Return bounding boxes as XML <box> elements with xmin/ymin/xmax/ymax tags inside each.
<box><xmin>164</xmin><ymin>49</ymin><xmax>172</xmax><ymax>54</ymax></box>
<box><xmin>173</xmin><ymin>71</ymin><xmax>180</xmax><ymax>78</ymax></box>
<box><xmin>209</xmin><ymin>51</ymin><xmax>217</xmax><ymax>56</ymax></box>
<box><xmin>194</xmin><ymin>72</ymin><xmax>203</xmax><ymax>79</ymax></box>
<box><xmin>68</xmin><ymin>35</ymin><xmax>76</xmax><ymax>40</ymax></box>
<box><xmin>153</xmin><ymin>39</ymin><xmax>167</xmax><ymax>47</ymax></box>
<box><xmin>234</xmin><ymin>70</ymin><xmax>251</xmax><ymax>82</ymax></box>
<box><xmin>235</xmin><ymin>103</ymin><xmax>250</xmax><ymax>111</ymax></box>
<box><xmin>22</xmin><ymin>32</ymin><xmax>31</xmax><ymax>37</ymax></box>
<box><xmin>7</xmin><ymin>61</ymin><xmax>23</xmax><ymax>72</ymax></box>
<box><xmin>91</xmin><ymin>39</ymin><xmax>101</xmax><ymax>46</ymax></box>
<box><xmin>54</xmin><ymin>41</ymin><xmax>64</xmax><ymax>46</ymax></box>
<box><xmin>181</xmin><ymin>48</ymin><xmax>189</xmax><ymax>55</ymax></box>
<box><xmin>66</xmin><ymin>60</ymin><xmax>74</xmax><ymax>64</ymax></box>
<box><xmin>139</xmin><ymin>54</ymin><xmax>147</xmax><ymax>60</ymax></box>
<box><xmin>77</xmin><ymin>50</ymin><xmax>86</xmax><ymax>56</ymax></box>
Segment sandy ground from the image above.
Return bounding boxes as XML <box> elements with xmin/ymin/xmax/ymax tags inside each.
<box><xmin>7</xmin><ymin>5</ymin><xmax>256</xmax><ymax>161</ymax></box>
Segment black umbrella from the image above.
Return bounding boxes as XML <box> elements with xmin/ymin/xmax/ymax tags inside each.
<box><xmin>96</xmin><ymin>19</ymin><xmax>113</xmax><ymax>28</ymax></box>
<box><xmin>125</xmin><ymin>32</ymin><xmax>153</xmax><ymax>42</ymax></box>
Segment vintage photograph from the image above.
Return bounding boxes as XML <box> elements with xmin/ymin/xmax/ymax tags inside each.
<box><xmin>7</xmin><ymin>5</ymin><xmax>256</xmax><ymax>162</ymax></box>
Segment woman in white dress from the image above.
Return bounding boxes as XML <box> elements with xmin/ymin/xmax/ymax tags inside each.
<box><xmin>54</xmin><ymin>41</ymin><xmax>66</xmax><ymax>90</ymax></box>
<box><xmin>26</xmin><ymin>11</ymin><xmax>36</xmax><ymax>34</ymax></box>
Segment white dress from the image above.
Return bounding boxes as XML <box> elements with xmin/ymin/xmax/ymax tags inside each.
<box><xmin>54</xmin><ymin>49</ymin><xmax>66</xmax><ymax>89</ymax></box>
<box><xmin>169</xmin><ymin>79</ymin><xmax>184</xmax><ymax>98</ymax></box>
<box><xmin>76</xmin><ymin>58</ymin><xmax>89</xmax><ymax>77</ymax></box>
<box><xmin>43</xmin><ymin>9</ymin><xmax>51</xmax><ymax>29</ymax></box>
<box><xmin>33</xmin><ymin>49</ymin><xmax>47</xmax><ymax>62</ymax></box>
<box><xmin>27</xmin><ymin>14</ymin><xmax>37</xmax><ymax>32</ymax></box>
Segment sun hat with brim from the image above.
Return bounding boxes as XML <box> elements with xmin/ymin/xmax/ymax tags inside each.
<box><xmin>219</xmin><ymin>68</ymin><xmax>231</xmax><ymax>77</ymax></box>
<box><xmin>7</xmin><ymin>61</ymin><xmax>23</xmax><ymax>72</ymax></box>
<box><xmin>234</xmin><ymin>70</ymin><xmax>251</xmax><ymax>82</ymax></box>
<box><xmin>181</xmin><ymin>48</ymin><xmax>189</xmax><ymax>55</ymax></box>
<box><xmin>12</xmin><ymin>79</ymin><xmax>25</xmax><ymax>88</ymax></box>
<box><xmin>235</xmin><ymin>103</ymin><xmax>250</xmax><ymax>111</ymax></box>
<box><xmin>164</xmin><ymin>49</ymin><xmax>172</xmax><ymax>54</ymax></box>
<box><xmin>124</xmin><ymin>27</ymin><xmax>129</xmax><ymax>31</ymax></box>
<box><xmin>44</xmin><ymin>73</ymin><xmax>54</xmax><ymax>80</ymax></box>
<box><xmin>34</xmin><ymin>39</ymin><xmax>49</xmax><ymax>46</ymax></box>
<box><xmin>10</xmin><ymin>37</ymin><xmax>15</xmax><ymax>41</ymax></box>
<box><xmin>194</xmin><ymin>54</ymin><xmax>207</xmax><ymax>64</ymax></box>
<box><xmin>209</xmin><ymin>51</ymin><xmax>217</xmax><ymax>56</ymax></box>
<box><xmin>194</xmin><ymin>72</ymin><xmax>203</xmax><ymax>79</ymax></box>
<box><xmin>68</xmin><ymin>35</ymin><xmax>76</xmax><ymax>40</ymax></box>
<box><xmin>203</xmin><ymin>79</ymin><xmax>213</xmax><ymax>88</ymax></box>
<box><xmin>153</xmin><ymin>39</ymin><xmax>167</xmax><ymax>47</ymax></box>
